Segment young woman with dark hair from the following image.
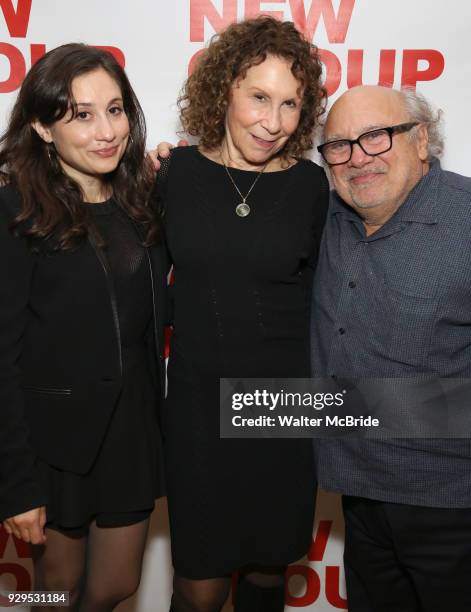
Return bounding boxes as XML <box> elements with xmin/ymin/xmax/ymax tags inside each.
<box><xmin>0</xmin><ymin>43</ymin><xmax>167</xmax><ymax>611</ymax></box>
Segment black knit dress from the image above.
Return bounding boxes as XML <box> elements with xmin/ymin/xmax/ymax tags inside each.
<box><xmin>162</xmin><ymin>147</ymin><xmax>329</xmax><ymax>578</ymax></box>
<box><xmin>37</xmin><ymin>199</ymin><xmax>164</xmax><ymax>529</ymax></box>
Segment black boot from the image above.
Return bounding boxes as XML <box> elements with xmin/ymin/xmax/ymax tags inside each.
<box><xmin>234</xmin><ymin>578</ymin><xmax>285</xmax><ymax>611</ymax></box>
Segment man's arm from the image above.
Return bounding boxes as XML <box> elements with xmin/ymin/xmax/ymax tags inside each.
<box><xmin>147</xmin><ymin>139</ymin><xmax>189</xmax><ymax>170</ymax></box>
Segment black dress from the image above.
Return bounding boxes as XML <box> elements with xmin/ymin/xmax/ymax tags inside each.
<box><xmin>162</xmin><ymin>147</ymin><xmax>329</xmax><ymax>578</ymax></box>
<box><xmin>37</xmin><ymin>199</ymin><xmax>164</xmax><ymax>529</ymax></box>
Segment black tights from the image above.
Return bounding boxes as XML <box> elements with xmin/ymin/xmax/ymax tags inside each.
<box><xmin>32</xmin><ymin>519</ymin><xmax>149</xmax><ymax>612</ymax></box>
<box><xmin>171</xmin><ymin>565</ymin><xmax>286</xmax><ymax>612</ymax></box>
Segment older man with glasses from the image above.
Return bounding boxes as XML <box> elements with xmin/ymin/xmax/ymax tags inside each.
<box><xmin>312</xmin><ymin>85</ymin><xmax>471</xmax><ymax>612</ymax></box>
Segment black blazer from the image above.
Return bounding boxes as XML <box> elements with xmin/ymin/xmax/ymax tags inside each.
<box><xmin>0</xmin><ymin>185</ymin><xmax>168</xmax><ymax>521</ymax></box>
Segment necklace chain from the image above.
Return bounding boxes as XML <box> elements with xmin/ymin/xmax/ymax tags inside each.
<box><xmin>220</xmin><ymin>151</ymin><xmax>269</xmax><ymax>217</ymax></box>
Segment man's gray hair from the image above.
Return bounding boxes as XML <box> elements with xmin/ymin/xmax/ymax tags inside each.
<box><xmin>400</xmin><ymin>88</ymin><xmax>444</xmax><ymax>160</ymax></box>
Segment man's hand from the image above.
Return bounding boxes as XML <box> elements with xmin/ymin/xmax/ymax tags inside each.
<box><xmin>147</xmin><ymin>139</ymin><xmax>189</xmax><ymax>171</ymax></box>
<box><xmin>3</xmin><ymin>506</ymin><xmax>47</xmax><ymax>544</ymax></box>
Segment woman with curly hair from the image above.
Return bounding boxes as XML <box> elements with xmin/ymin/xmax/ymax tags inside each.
<box><xmin>0</xmin><ymin>44</ymin><xmax>167</xmax><ymax>610</ymax></box>
<box><xmin>158</xmin><ymin>16</ymin><xmax>329</xmax><ymax>612</ymax></box>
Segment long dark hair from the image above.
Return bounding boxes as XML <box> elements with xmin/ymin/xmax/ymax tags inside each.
<box><xmin>0</xmin><ymin>43</ymin><xmax>158</xmax><ymax>250</ymax></box>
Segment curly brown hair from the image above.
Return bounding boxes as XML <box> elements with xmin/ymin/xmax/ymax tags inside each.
<box><xmin>178</xmin><ymin>16</ymin><xmax>326</xmax><ymax>160</ymax></box>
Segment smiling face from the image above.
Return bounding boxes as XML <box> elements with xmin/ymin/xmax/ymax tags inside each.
<box><xmin>32</xmin><ymin>68</ymin><xmax>129</xmax><ymax>201</ymax></box>
<box><xmin>325</xmin><ymin>86</ymin><xmax>429</xmax><ymax>225</ymax></box>
<box><xmin>223</xmin><ymin>55</ymin><xmax>303</xmax><ymax>169</ymax></box>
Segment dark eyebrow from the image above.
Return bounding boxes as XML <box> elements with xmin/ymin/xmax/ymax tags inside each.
<box><xmin>75</xmin><ymin>97</ymin><xmax>124</xmax><ymax>108</ymax></box>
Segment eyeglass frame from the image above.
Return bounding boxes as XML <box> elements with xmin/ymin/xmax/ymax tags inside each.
<box><xmin>317</xmin><ymin>122</ymin><xmax>420</xmax><ymax>166</ymax></box>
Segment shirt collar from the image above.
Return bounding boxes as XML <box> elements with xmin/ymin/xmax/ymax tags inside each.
<box><xmin>330</xmin><ymin>159</ymin><xmax>442</xmax><ymax>225</ymax></box>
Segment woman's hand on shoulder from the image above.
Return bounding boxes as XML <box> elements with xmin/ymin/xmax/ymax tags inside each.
<box><xmin>147</xmin><ymin>139</ymin><xmax>189</xmax><ymax>171</ymax></box>
<box><xmin>3</xmin><ymin>506</ymin><xmax>47</xmax><ymax>544</ymax></box>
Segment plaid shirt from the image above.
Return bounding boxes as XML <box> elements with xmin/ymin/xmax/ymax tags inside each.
<box><xmin>311</xmin><ymin>161</ymin><xmax>471</xmax><ymax>507</ymax></box>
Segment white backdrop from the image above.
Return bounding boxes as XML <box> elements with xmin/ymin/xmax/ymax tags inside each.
<box><xmin>0</xmin><ymin>1</ymin><xmax>469</xmax><ymax>610</ymax></box>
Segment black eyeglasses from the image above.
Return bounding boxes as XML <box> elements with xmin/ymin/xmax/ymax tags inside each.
<box><xmin>317</xmin><ymin>122</ymin><xmax>419</xmax><ymax>166</ymax></box>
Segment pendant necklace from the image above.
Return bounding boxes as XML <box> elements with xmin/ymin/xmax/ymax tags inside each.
<box><xmin>221</xmin><ymin>153</ymin><xmax>269</xmax><ymax>218</ymax></box>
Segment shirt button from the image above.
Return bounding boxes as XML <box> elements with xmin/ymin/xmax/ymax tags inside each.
<box><xmin>348</xmin><ymin>281</ymin><xmax>356</xmax><ymax>288</ymax></box>
<box><xmin>338</xmin><ymin>328</ymin><xmax>345</xmax><ymax>335</ymax></box>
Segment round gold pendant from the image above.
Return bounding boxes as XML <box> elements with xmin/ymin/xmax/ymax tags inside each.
<box><xmin>235</xmin><ymin>202</ymin><xmax>250</xmax><ymax>217</ymax></box>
